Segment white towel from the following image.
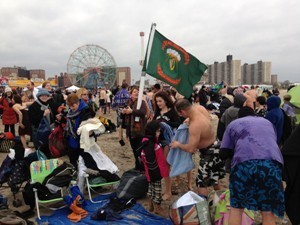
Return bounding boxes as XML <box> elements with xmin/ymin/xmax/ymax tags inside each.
<box><xmin>86</xmin><ymin>144</ymin><xmax>119</xmax><ymax>174</ymax></box>
<box><xmin>77</xmin><ymin>118</ymin><xmax>106</xmax><ymax>150</ymax></box>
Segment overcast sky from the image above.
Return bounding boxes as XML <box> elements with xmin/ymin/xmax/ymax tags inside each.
<box><xmin>0</xmin><ymin>0</ymin><xmax>299</xmax><ymax>83</ymax></box>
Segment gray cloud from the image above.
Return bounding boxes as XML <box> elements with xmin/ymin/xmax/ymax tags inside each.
<box><xmin>0</xmin><ymin>0</ymin><xmax>299</xmax><ymax>83</ymax></box>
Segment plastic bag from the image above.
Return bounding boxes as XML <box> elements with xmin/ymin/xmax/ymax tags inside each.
<box><xmin>170</xmin><ymin>191</ymin><xmax>211</xmax><ymax>225</ymax></box>
<box><xmin>36</xmin><ymin>149</ymin><xmax>47</xmax><ymax>161</ymax></box>
<box><xmin>36</xmin><ymin>117</ymin><xmax>51</xmax><ymax>145</ymax></box>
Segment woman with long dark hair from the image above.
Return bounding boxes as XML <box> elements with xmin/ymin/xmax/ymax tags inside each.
<box><xmin>153</xmin><ymin>91</ymin><xmax>181</xmax><ymax>200</ymax></box>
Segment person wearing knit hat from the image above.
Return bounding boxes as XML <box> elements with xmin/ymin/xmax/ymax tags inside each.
<box><xmin>4</xmin><ymin>86</ymin><xmax>12</xmax><ymax>93</ymax></box>
<box><xmin>36</xmin><ymin>88</ymin><xmax>50</xmax><ymax>98</ymax></box>
<box><xmin>0</xmin><ymin>86</ymin><xmax>17</xmax><ymax>136</ymax></box>
<box><xmin>28</xmin><ymin>88</ymin><xmax>58</xmax><ymax>157</ymax></box>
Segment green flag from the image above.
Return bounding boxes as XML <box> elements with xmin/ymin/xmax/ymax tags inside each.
<box><xmin>142</xmin><ymin>30</ymin><xmax>207</xmax><ymax>98</ymax></box>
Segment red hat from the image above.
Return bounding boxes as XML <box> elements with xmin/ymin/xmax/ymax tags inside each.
<box><xmin>4</xmin><ymin>132</ymin><xmax>14</xmax><ymax>140</ymax></box>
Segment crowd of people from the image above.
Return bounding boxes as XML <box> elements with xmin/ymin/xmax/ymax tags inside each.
<box><xmin>0</xmin><ymin>81</ymin><xmax>299</xmax><ymax>224</ymax></box>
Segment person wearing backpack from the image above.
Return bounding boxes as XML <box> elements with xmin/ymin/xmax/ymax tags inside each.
<box><xmin>141</xmin><ymin>120</ymin><xmax>168</xmax><ymax>216</ymax></box>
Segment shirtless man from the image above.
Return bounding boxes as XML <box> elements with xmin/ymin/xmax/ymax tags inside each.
<box><xmin>170</xmin><ymin>99</ymin><xmax>225</xmax><ymax>196</ymax></box>
<box><xmin>99</xmin><ymin>87</ymin><xmax>107</xmax><ymax>114</ymax></box>
<box><xmin>246</xmin><ymin>85</ymin><xmax>258</xmax><ymax>108</ymax></box>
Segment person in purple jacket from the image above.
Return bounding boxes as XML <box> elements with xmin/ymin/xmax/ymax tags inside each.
<box><xmin>220</xmin><ymin>100</ymin><xmax>284</xmax><ymax>225</ymax></box>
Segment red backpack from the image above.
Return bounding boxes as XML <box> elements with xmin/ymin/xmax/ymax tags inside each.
<box><xmin>49</xmin><ymin>124</ymin><xmax>67</xmax><ymax>158</ymax></box>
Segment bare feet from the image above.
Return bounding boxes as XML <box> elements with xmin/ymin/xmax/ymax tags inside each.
<box><xmin>162</xmin><ymin>193</ymin><xmax>172</xmax><ymax>201</ymax></box>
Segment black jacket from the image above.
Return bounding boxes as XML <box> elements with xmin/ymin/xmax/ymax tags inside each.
<box><xmin>282</xmin><ymin>126</ymin><xmax>300</xmax><ymax>225</ymax></box>
<box><xmin>28</xmin><ymin>98</ymin><xmax>58</xmax><ymax>128</ymax></box>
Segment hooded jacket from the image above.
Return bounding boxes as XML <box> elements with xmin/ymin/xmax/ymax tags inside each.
<box><xmin>265</xmin><ymin>96</ymin><xmax>283</xmax><ymax>144</ymax></box>
<box><xmin>221</xmin><ymin>94</ymin><xmax>246</xmax><ymax>127</ymax></box>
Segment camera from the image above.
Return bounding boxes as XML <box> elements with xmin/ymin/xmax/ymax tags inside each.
<box><xmin>119</xmin><ymin>139</ymin><xmax>125</xmax><ymax>146</ymax></box>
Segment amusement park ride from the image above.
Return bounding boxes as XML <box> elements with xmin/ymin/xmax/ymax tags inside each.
<box><xmin>67</xmin><ymin>44</ymin><xmax>117</xmax><ymax>89</ymax></box>
<box><xmin>1</xmin><ymin>44</ymin><xmax>117</xmax><ymax>89</ymax></box>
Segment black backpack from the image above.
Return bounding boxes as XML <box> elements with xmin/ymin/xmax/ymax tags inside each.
<box><xmin>42</xmin><ymin>162</ymin><xmax>75</xmax><ymax>187</ymax></box>
<box><xmin>280</xmin><ymin>109</ymin><xmax>293</xmax><ymax>145</ymax></box>
<box><xmin>116</xmin><ymin>169</ymin><xmax>148</xmax><ymax>200</ymax></box>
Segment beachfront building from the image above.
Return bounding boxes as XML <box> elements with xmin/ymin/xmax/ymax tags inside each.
<box><xmin>116</xmin><ymin>67</ymin><xmax>131</xmax><ymax>86</ymax></box>
<box><xmin>0</xmin><ymin>66</ymin><xmax>53</xmax><ymax>87</ymax></box>
<box><xmin>242</xmin><ymin>61</ymin><xmax>272</xmax><ymax>84</ymax></box>
<box><xmin>207</xmin><ymin>55</ymin><xmax>242</xmax><ymax>86</ymax></box>
<box><xmin>1</xmin><ymin>66</ymin><xmax>45</xmax><ymax>80</ymax></box>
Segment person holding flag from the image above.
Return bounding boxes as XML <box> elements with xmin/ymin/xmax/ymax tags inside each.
<box><xmin>122</xmin><ymin>86</ymin><xmax>148</xmax><ymax>171</ymax></box>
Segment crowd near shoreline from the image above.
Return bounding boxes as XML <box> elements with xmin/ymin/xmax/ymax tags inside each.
<box><xmin>0</xmin><ymin>81</ymin><xmax>299</xmax><ymax>225</ymax></box>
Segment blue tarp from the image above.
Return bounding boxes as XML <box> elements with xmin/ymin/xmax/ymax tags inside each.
<box><xmin>37</xmin><ymin>194</ymin><xmax>172</xmax><ymax>225</ymax></box>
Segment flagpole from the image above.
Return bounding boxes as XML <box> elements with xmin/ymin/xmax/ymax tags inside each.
<box><xmin>136</xmin><ymin>23</ymin><xmax>156</xmax><ymax>110</ymax></box>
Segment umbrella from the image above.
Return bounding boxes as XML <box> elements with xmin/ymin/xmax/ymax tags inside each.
<box><xmin>288</xmin><ymin>85</ymin><xmax>300</xmax><ymax>124</ymax></box>
<box><xmin>288</xmin><ymin>85</ymin><xmax>300</xmax><ymax>108</ymax></box>
<box><xmin>66</xmin><ymin>85</ymin><xmax>80</xmax><ymax>92</ymax></box>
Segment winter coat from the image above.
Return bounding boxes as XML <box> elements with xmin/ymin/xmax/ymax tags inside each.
<box><xmin>217</xmin><ymin>94</ymin><xmax>234</xmax><ymax>140</ymax></box>
<box><xmin>66</xmin><ymin>100</ymin><xmax>95</xmax><ymax>149</ymax></box>
<box><xmin>124</xmin><ymin>99</ymin><xmax>147</xmax><ymax>139</ymax></box>
<box><xmin>281</xmin><ymin>125</ymin><xmax>300</xmax><ymax>225</ymax></box>
<box><xmin>0</xmin><ymin>97</ymin><xmax>17</xmax><ymax>125</ymax></box>
<box><xmin>141</xmin><ymin>136</ymin><xmax>168</xmax><ymax>182</ymax></box>
<box><xmin>28</xmin><ymin>97</ymin><xmax>58</xmax><ymax>129</ymax></box>
<box><xmin>265</xmin><ymin>96</ymin><xmax>284</xmax><ymax>144</ymax></box>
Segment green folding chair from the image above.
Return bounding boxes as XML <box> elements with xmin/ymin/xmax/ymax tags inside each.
<box><xmin>30</xmin><ymin>159</ymin><xmax>65</xmax><ymax>219</ymax></box>
<box><xmin>83</xmin><ymin>172</ymin><xmax>119</xmax><ymax>203</ymax></box>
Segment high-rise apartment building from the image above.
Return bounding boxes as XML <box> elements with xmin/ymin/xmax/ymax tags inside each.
<box><xmin>271</xmin><ymin>74</ymin><xmax>278</xmax><ymax>85</ymax></box>
<box><xmin>242</xmin><ymin>61</ymin><xmax>271</xmax><ymax>84</ymax></box>
<box><xmin>207</xmin><ymin>55</ymin><xmax>272</xmax><ymax>86</ymax></box>
<box><xmin>207</xmin><ymin>55</ymin><xmax>241</xmax><ymax>86</ymax></box>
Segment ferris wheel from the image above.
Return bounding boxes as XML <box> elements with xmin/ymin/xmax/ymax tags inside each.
<box><xmin>67</xmin><ymin>44</ymin><xmax>117</xmax><ymax>89</ymax></box>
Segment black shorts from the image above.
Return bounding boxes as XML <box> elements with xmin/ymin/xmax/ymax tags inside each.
<box><xmin>196</xmin><ymin>144</ymin><xmax>225</xmax><ymax>187</ymax></box>
<box><xmin>99</xmin><ymin>99</ymin><xmax>106</xmax><ymax>107</ymax></box>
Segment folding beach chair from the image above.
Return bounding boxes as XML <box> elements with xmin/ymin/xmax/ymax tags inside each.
<box><xmin>30</xmin><ymin>159</ymin><xmax>66</xmax><ymax>219</ymax></box>
<box><xmin>83</xmin><ymin>172</ymin><xmax>119</xmax><ymax>203</ymax></box>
